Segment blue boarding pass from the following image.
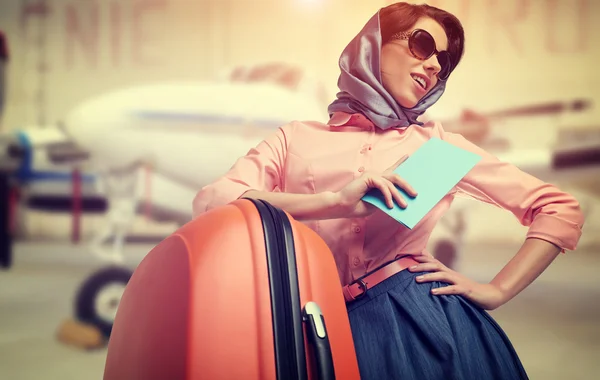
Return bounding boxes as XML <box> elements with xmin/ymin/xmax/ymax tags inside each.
<box><xmin>361</xmin><ymin>137</ymin><xmax>482</xmax><ymax>229</ymax></box>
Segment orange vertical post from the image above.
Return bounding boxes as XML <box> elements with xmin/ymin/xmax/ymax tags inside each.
<box><xmin>72</xmin><ymin>168</ymin><xmax>82</xmax><ymax>243</ymax></box>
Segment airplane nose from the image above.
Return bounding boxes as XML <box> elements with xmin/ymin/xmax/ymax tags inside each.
<box><xmin>61</xmin><ymin>98</ymin><xmax>110</xmax><ymax>147</ymax></box>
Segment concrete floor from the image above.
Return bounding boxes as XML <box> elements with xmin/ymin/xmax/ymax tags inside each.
<box><xmin>0</xmin><ymin>241</ymin><xmax>599</xmax><ymax>379</ymax></box>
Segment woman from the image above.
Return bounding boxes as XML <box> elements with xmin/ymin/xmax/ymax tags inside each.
<box><xmin>193</xmin><ymin>2</ymin><xmax>584</xmax><ymax>379</ymax></box>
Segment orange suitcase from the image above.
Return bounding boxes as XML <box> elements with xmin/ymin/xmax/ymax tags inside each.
<box><xmin>103</xmin><ymin>198</ymin><xmax>361</xmax><ymax>380</ymax></box>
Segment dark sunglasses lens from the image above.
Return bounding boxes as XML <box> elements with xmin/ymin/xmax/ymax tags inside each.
<box><xmin>438</xmin><ymin>51</ymin><xmax>452</xmax><ymax>80</ymax></box>
<box><xmin>410</xmin><ymin>30</ymin><xmax>435</xmax><ymax>59</ymax></box>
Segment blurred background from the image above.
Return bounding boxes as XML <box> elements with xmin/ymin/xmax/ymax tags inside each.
<box><xmin>0</xmin><ymin>0</ymin><xmax>598</xmax><ymax>379</ymax></box>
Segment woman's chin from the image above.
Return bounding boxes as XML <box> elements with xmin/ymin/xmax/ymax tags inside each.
<box><xmin>396</xmin><ymin>96</ymin><xmax>419</xmax><ymax>109</ymax></box>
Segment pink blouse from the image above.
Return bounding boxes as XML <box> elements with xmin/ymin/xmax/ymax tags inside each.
<box><xmin>192</xmin><ymin>112</ymin><xmax>585</xmax><ymax>286</ymax></box>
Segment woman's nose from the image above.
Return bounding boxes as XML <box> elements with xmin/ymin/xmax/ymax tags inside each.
<box><xmin>423</xmin><ymin>55</ymin><xmax>441</xmax><ymax>76</ymax></box>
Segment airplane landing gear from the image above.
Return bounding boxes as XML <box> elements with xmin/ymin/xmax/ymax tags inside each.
<box><xmin>73</xmin><ymin>163</ymin><xmax>143</xmax><ymax>338</ymax></box>
<box><xmin>74</xmin><ymin>266</ymin><xmax>132</xmax><ymax>338</ymax></box>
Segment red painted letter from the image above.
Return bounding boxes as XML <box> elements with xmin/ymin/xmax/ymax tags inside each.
<box><xmin>131</xmin><ymin>0</ymin><xmax>167</xmax><ymax>66</ymax></box>
<box><xmin>486</xmin><ymin>0</ymin><xmax>530</xmax><ymax>56</ymax></box>
<box><xmin>110</xmin><ymin>2</ymin><xmax>122</xmax><ymax>67</ymax></box>
<box><xmin>64</xmin><ymin>1</ymin><xmax>100</xmax><ymax>69</ymax></box>
<box><xmin>546</xmin><ymin>0</ymin><xmax>589</xmax><ymax>54</ymax></box>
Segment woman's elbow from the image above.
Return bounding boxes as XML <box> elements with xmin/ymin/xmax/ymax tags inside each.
<box><xmin>552</xmin><ymin>191</ymin><xmax>586</xmax><ymax>230</ymax></box>
<box><xmin>191</xmin><ymin>190</ymin><xmax>211</xmax><ymax>219</ymax></box>
<box><xmin>191</xmin><ymin>185</ymin><xmax>252</xmax><ymax>218</ymax></box>
<box><xmin>569</xmin><ymin>195</ymin><xmax>586</xmax><ymax>229</ymax></box>
<box><xmin>191</xmin><ymin>200</ymin><xmax>203</xmax><ymax>220</ymax></box>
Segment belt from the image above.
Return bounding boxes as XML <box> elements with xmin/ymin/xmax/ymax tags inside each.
<box><xmin>342</xmin><ymin>255</ymin><xmax>419</xmax><ymax>303</ymax></box>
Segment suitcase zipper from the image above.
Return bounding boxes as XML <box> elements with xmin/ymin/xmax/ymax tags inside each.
<box><xmin>253</xmin><ymin>199</ymin><xmax>308</xmax><ymax>380</ymax></box>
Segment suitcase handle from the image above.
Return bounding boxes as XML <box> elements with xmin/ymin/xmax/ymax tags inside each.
<box><xmin>303</xmin><ymin>302</ymin><xmax>336</xmax><ymax>380</ymax></box>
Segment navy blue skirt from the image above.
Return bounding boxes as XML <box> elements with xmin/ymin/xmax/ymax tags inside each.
<box><xmin>346</xmin><ymin>267</ymin><xmax>529</xmax><ymax>380</ymax></box>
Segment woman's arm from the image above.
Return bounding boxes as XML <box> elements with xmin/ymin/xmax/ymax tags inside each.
<box><xmin>489</xmin><ymin>237</ymin><xmax>561</xmax><ymax>305</ymax></box>
<box><xmin>409</xmin><ymin>124</ymin><xmax>585</xmax><ymax>310</ymax></box>
<box><xmin>440</xmin><ymin>126</ymin><xmax>585</xmax><ymax>253</ymax></box>
<box><xmin>195</xmin><ymin>125</ymin><xmax>413</xmax><ymax>221</ymax></box>
<box><xmin>192</xmin><ymin>124</ymin><xmax>293</xmax><ymax>218</ymax></box>
<box><xmin>242</xmin><ymin>153</ymin><xmax>414</xmax><ymax>221</ymax></box>
<box><xmin>410</xmin><ymin>237</ymin><xmax>562</xmax><ymax>310</ymax></box>
<box><xmin>192</xmin><ymin>122</ymin><xmax>350</xmax><ymax>221</ymax></box>
<box><xmin>241</xmin><ymin>190</ymin><xmax>341</xmax><ymax>221</ymax></box>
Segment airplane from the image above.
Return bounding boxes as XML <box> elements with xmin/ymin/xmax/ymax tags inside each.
<box><xmin>1</xmin><ymin>66</ymin><xmax>598</xmax><ymax>338</ymax></box>
<box><xmin>0</xmin><ymin>65</ymin><xmax>333</xmax><ymax>337</ymax></box>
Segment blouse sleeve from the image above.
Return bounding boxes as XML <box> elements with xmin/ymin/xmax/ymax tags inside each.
<box><xmin>437</xmin><ymin>124</ymin><xmax>585</xmax><ymax>252</ymax></box>
<box><xmin>191</xmin><ymin>122</ymin><xmax>295</xmax><ymax>217</ymax></box>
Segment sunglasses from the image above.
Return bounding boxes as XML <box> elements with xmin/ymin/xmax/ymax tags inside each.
<box><xmin>390</xmin><ymin>29</ymin><xmax>453</xmax><ymax>81</ymax></box>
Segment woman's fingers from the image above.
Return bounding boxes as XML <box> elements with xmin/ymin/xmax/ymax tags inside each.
<box><xmin>409</xmin><ymin>256</ymin><xmax>450</xmax><ymax>272</ymax></box>
<box><xmin>407</xmin><ymin>262</ymin><xmax>443</xmax><ymax>273</ymax></box>
<box><xmin>415</xmin><ymin>271</ymin><xmax>454</xmax><ymax>284</ymax></box>
<box><xmin>362</xmin><ymin>170</ymin><xmax>416</xmax><ymax>210</ymax></box>
<box><xmin>411</xmin><ymin>255</ymin><xmax>439</xmax><ymax>264</ymax></box>
<box><xmin>380</xmin><ymin>176</ymin><xmax>410</xmax><ymax>209</ymax></box>
<box><xmin>385</xmin><ymin>173</ymin><xmax>417</xmax><ymax>198</ymax></box>
<box><xmin>385</xmin><ymin>179</ymin><xmax>408</xmax><ymax>208</ymax></box>
<box><xmin>431</xmin><ymin>285</ymin><xmax>467</xmax><ymax>296</ymax></box>
<box><xmin>370</xmin><ymin>176</ymin><xmax>395</xmax><ymax>208</ymax></box>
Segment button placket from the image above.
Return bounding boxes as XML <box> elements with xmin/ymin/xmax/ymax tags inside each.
<box><xmin>355</xmin><ymin>143</ymin><xmax>366</xmax><ymax>176</ymax></box>
<box><xmin>356</xmin><ymin>129</ymin><xmax>376</xmax><ymax>176</ymax></box>
<box><xmin>349</xmin><ymin>220</ymin><xmax>365</xmax><ymax>275</ymax></box>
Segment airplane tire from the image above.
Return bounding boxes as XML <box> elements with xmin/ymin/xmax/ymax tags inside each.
<box><xmin>75</xmin><ymin>266</ymin><xmax>132</xmax><ymax>338</ymax></box>
<box><xmin>433</xmin><ymin>239</ymin><xmax>458</xmax><ymax>270</ymax></box>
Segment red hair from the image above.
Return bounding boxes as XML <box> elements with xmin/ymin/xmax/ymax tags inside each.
<box><xmin>379</xmin><ymin>2</ymin><xmax>465</xmax><ymax>73</ymax></box>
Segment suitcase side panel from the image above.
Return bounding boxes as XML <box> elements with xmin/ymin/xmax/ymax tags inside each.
<box><xmin>183</xmin><ymin>201</ymin><xmax>276</xmax><ymax>379</ymax></box>
<box><xmin>104</xmin><ymin>235</ymin><xmax>191</xmax><ymax>380</ymax></box>
<box><xmin>291</xmin><ymin>220</ymin><xmax>362</xmax><ymax>380</ymax></box>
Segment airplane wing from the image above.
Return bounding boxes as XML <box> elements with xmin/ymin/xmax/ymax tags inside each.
<box><xmin>438</xmin><ymin>99</ymin><xmax>593</xmax><ymax>148</ymax></box>
<box><xmin>497</xmin><ymin>127</ymin><xmax>600</xmax><ymax>187</ymax></box>
<box><xmin>485</xmin><ymin>99</ymin><xmax>591</xmax><ymax>118</ymax></box>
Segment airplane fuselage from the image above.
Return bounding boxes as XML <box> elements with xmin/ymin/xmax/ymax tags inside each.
<box><xmin>62</xmin><ymin>81</ymin><xmax>328</xmax><ymax>219</ymax></box>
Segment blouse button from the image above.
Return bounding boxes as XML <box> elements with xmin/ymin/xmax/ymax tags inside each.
<box><xmin>358</xmin><ymin>166</ymin><xmax>365</xmax><ymax>173</ymax></box>
<box><xmin>353</xmin><ymin>257</ymin><xmax>360</xmax><ymax>266</ymax></box>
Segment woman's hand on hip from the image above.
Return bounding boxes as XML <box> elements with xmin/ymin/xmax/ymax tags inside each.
<box><xmin>333</xmin><ymin>155</ymin><xmax>417</xmax><ymax>218</ymax></box>
<box><xmin>408</xmin><ymin>255</ymin><xmax>507</xmax><ymax>310</ymax></box>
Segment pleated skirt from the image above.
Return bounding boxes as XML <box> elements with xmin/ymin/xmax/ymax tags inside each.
<box><xmin>346</xmin><ymin>267</ymin><xmax>529</xmax><ymax>380</ymax></box>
